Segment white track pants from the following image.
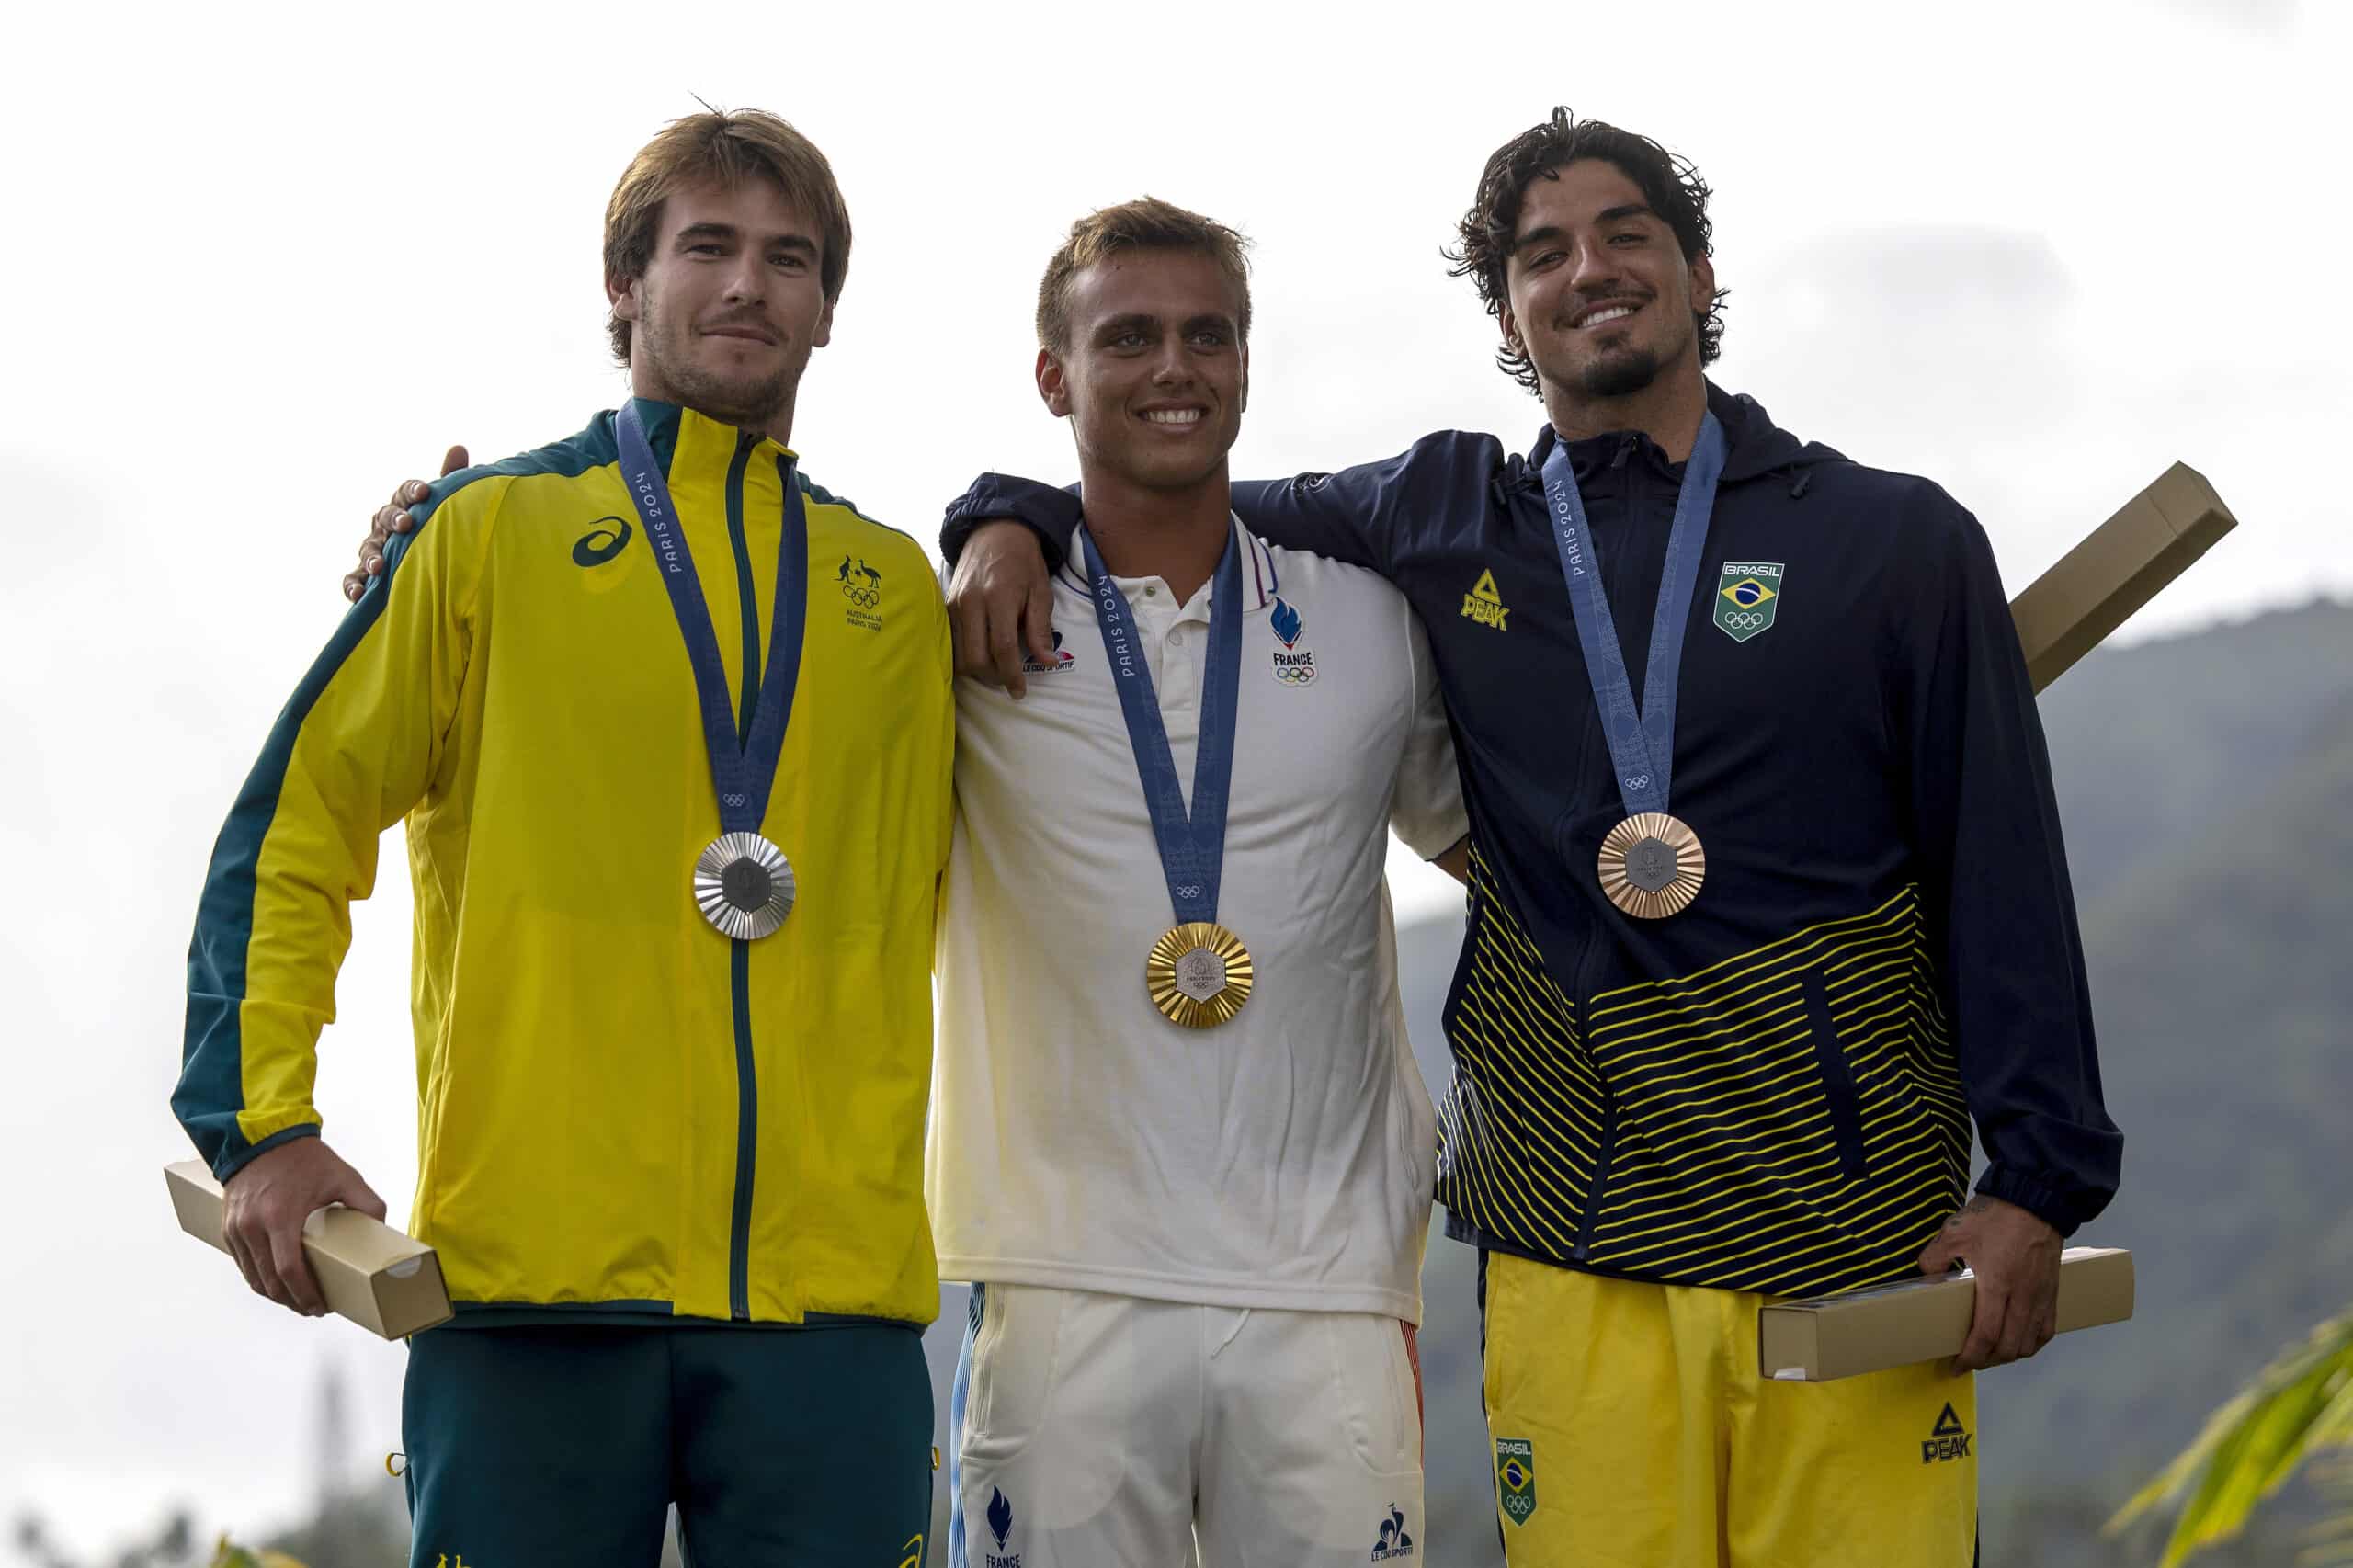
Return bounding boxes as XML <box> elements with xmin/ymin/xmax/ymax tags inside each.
<box><xmin>948</xmin><ymin>1284</ymin><xmax>1425</xmax><ymax>1568</ymax></box>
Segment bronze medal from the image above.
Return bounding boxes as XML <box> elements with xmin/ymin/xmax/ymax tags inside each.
<box><xmin>1597</xmin><ymin>812</ymin><xmax>1705</xmax><ymax>919</ymax></box>
<box><xmin>1145</xmin><ymin>921</ymin><xmax>1254</xmax><ymax>1028</ymax></box>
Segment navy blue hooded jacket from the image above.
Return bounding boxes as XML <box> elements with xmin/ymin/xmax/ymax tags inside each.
<box><xmin>944</xmin><ymin>383</ymin><xmax>2121</xmax><ymax>1297</ymax></box>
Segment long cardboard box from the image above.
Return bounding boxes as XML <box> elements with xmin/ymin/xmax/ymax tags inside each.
<box><xmin>1759</xmin><ymin>1245</ymin><xmax>2133</xmax><ymax>1382</ymax></box>
<box><xmin>165</xmin><ymin>1161</ymin><xmax>452</xmax><ymax>1339</ymax></box>
<box><xmin>2010</xmin><ymin>463</ymin><xmax>2236</xmax><ymax>693</ymax></box>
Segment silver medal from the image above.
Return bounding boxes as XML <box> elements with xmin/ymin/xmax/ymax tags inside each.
<box><xmin>693</xmin><ymin>832</ymin><xmax>796</xmax><ymax>940</ymax></box>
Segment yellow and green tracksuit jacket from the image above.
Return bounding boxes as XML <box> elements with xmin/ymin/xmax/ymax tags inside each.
<box><xmin>176</xmin><ymin>401</ymin><xmax>954</xmax><ymax>1326</ymax></box>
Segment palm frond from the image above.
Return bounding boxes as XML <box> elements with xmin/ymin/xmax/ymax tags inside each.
<box><xmin>2109</xmin><ymin>1306</ymin><xmax>2353</xmax><ymax>1568</ymax></box>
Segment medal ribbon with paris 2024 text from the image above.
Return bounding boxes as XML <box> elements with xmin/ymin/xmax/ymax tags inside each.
<box><xmin>615</xmin><ymin>400</ymin><xmax>809</xmax><ymax>862</ymax></box>
<box><xmin>1079</xmin><ymin>522</ymin><xmax>1244</xmax><ymax>933</ymax></box>
<box><xmin>1539</xmin><ymin>411</ymin><xmax>1727</xmax><ymax>912</ymax></box>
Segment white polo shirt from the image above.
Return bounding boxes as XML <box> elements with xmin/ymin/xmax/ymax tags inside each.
<box><xmin>928</xmin><ymin>517</ymin><xmax>1467</xmax><ymax>1322</ymax></box>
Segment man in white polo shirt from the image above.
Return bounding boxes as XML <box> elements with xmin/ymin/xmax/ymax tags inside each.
<box><xmin>934</xmin><ymin>199</ymin><xmax>1467</xmax><ymax>1568</ymax></box>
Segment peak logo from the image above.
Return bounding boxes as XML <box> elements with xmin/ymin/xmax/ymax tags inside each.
<box><xmin>1920</xmin><ymin>1403</ymin><xmax>1973</xmax><ymax>1464</ymax></box>
<box><xmin>1461</xmin><ymin>568</ymin><xmax>1510</xmax><ymax>631</ymax></box>
<box><xmin>984</xmin><ymin>1485</ymin><xmax>1020</xmax><ymax>1568</ymax></box>
<box><xmin>572</xmin><ymin>517</ymin><xmax>633</xmax><ymax>567</ymax></box>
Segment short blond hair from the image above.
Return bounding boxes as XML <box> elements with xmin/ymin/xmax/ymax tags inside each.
<box><xmin>603</xmin><ymin>109</ymin><xmax>852</xmax><ymax>364</ymax></box>
<box><xmin>1035</xmin><ymin>198</ymin><xmax>1252</xmax><ymax>355</ymax></box>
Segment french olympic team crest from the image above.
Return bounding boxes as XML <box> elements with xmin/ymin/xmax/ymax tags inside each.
<box><xmin>1269</xmin><ymin>597</ymin><xmax>1317</xmax><ymax>687</ymax></box>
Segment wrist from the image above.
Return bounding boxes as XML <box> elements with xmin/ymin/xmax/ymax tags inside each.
<box><xmin>1974</xmin><ymin>1167</ymin><xmax>2075</xmax><ymax>1237</ymax></box>
<box><xmin>215</xmin><ymin>1122</ymin><xmax>322</xmax><ymax>1184</ymax></box>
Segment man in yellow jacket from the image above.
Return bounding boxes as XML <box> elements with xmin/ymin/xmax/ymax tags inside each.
<box><xmin>174</xmin><ymin>110</ymin><xmax>952</xmax><ymax>1567</ymax></box>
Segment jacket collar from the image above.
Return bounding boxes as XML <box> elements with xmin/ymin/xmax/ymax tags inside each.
<box><xmin>1056</xmin><ymin>513</ymin><xmax>1279</xmax><ymax>614</ymax></box>
<box><xmin>1515</xmin><ymin>380</ymin><xmax>1844</xmax><ymax>492</ymax></box>
<box><xmin>618</xmin><ymin>398</ymin><xmax>798</xmax><ymax>478</ymax></box>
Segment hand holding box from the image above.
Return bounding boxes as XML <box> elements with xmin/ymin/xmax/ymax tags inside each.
<box><xmin>165</xmin><ymin>1161</ymin><xmax>452</xmax><ymax>1340</ymax></box>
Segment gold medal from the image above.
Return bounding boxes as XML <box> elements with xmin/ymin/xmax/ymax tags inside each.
<box><xmin>1597</xmin><ymin>812</ymin><xmax>1705</xmax><ymax>919</ymax></box>
<box><xmin>1145</xmin><ymin>921</ymin><xmax>1254</xmax><ymax>1028</ymax></box>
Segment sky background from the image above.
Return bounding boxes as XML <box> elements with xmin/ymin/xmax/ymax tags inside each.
<box><xmin>5</xmin><ymin>0</ymin><xmax>2345</xmax><ymax>1551</ymax></box>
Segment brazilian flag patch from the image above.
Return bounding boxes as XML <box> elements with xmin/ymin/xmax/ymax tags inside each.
<box><xmin>1714</xmin><ymin>561</ymin><xmax>1783</xmax><ymax>642</ymax></box>
<box><xmin>1495</xmin><ymin>1437</ymin><xmax>1537</xmax><ymax>1526</ymax></box>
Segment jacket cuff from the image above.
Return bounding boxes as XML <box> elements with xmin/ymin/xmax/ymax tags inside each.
<box><xmin>940</xmin><ymin>476</ymin><xmax>1075</xmax><ymax>572</ymax></box>
<box><xmin>212</xmin><ymin>1121</ymin><xmax>322</xmax><ymax>1183</ymax></box>
<box><xmin>1973</xmin><ymin>1165</ymin><xmax>2086</xmax><ymax>1238</ymax></box>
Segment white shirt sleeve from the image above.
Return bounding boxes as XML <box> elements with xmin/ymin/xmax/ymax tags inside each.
<box><xmin>1388</xmin><ymin>600</ymin><xmax>1469</xmax><ymax>859</ymax></box>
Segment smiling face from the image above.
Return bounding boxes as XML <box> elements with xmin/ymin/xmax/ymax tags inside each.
<box><xmin>608</xmin><ymin>175</ymin><xmax>835</xmax><ymax>433</ymax></box>
<box><xmin>1039</xmin><ymin>247</ymin><xmax>1248</xmax><ymax>494</ymax></box>
<box><xmin>1500</xmin><ymin>158</ymin><xmax>1715</xmax><ymax>406</ymax></box>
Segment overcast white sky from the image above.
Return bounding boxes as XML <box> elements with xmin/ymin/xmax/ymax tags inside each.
<box><xmin>5</xmin><ymin>0</ymin><xmax>2345</xmax><ymax>1552</ymax></box>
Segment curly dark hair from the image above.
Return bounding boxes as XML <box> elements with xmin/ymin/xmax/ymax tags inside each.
<box><xmin>1447</xmin><ymin>108</ymin><xmax>1727</xmax><ymax>396</ymax></box>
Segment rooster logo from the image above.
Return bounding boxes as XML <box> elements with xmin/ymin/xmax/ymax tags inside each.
<box><xmin>1372</xmin><ymin>1504</ymin><xmax>1415</xmax><ymax>1560</ymax></box>
<box><xmin>1021</xmin><ymin>630</ymin><xmax>1077</xmax><ymax>674</ymax></box>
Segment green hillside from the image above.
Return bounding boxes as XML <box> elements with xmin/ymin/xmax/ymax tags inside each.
<box><xmin>2039</xmin><ymin>598</ymin><xmax>2353</xmax><ymax>907</ymax></box>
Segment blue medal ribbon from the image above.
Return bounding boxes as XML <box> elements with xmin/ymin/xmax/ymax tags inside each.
<box><xmin>1079</xmin><ymin>522</ymin><xmax>1245</xmax><ymax>927</ymax></box>
<box><xmin>616</xmin><ymin>400</ymin><xmax>808</xmax><ymax>837</ymax></box>
<box><xmin>1539</xmin><ymin>412</ymin><xmax>1727</xmax><ymax>820</ymax></box>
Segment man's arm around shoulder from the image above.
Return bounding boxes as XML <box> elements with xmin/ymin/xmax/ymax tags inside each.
<box><xmin>938</xmin><ymin>431</ymin><xmax>1503</xmax><ymax>693</ymax></box>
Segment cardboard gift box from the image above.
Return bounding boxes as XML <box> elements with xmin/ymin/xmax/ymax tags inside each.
<box><xmin>165</xmin><ymin>1161</ymin><xmax>452</xmax><ymax>1339</ymax></box>
<box><xmin>1759</xmin><ymin>1246</ymin><xmax>2134</xmax><ymax>1382</ymax></box>
<box><xmin>2010</xmin><ymin>463</ymin><xmax>2236</xmax><ymax>693</ymax></box>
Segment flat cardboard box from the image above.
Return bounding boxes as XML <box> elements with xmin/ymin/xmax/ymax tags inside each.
<box><xmin>165</xmin><ymin>1160</ymin><xmax>452</xmax><ymax>1339</ymax></box>
<box><xmin>2010</xmin><ymin>463</ymin><xmax>2236</xmax><ymax>693</ymax></box>
<box><xmin>1759</xmin><ymin>1245</ymin><xmax>2133</xmax><ymax>1382</ymax></box>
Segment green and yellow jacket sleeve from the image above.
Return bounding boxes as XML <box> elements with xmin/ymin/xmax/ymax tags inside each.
<box><xmin>176</xmin><ymin>481</ymin><xmax>491</xmax><ymax>1179</ymax></box>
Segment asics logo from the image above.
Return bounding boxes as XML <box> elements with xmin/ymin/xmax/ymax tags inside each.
<box><xmin>573</xmin><ymin>517</ymin><xmax>633</xmax><ymax>567</ymax></box>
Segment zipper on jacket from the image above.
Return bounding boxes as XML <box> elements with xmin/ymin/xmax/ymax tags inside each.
<box><xmin>728</xmin><ymin>939</ymin><xmax>758</xmax><ymax>1321</ymax></box>
<box><xmin>724</xmin><ymin>432</ymin><xmax>763</xmax><ymax>731</ymax></box>
<box><xmin>724</xmin><ymin>429</ymin><xmax>761</xmax><ymax>1324</ymax></box>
